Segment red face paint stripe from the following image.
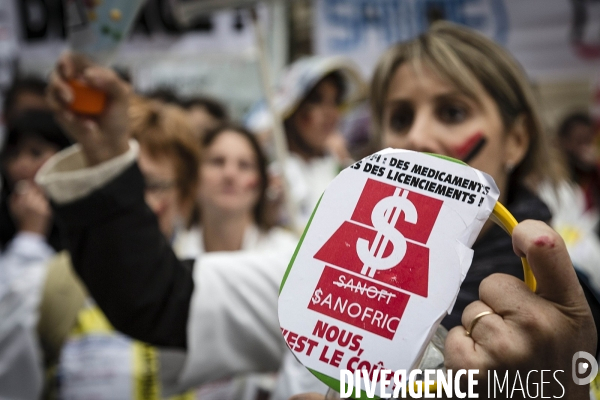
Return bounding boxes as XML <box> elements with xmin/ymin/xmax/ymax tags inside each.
<box><xmin>452</xmin><ymin>132</ymin><xmax>486</xmax><ymax>163</ymax></box>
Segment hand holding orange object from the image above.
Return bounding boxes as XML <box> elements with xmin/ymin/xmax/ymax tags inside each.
<box><xmin>67</xmin><ymin>78</ymin><xmax>106</xmax><ymax>115</ymax></box>
<box><xmin>47</xmin><ymin>52</ymin><xmax>130</xmax><ymax>166</ymax></box>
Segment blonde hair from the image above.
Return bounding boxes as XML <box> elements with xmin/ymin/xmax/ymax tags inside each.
<box><xmin>128</xmin><ymin>96</ymin><xmax>201</xmax><ymax>210</ymax></box>
<box><xmin>371</xmin><ymin>21</ymin><xmax>563</xmax><ymax>190</ymax></box>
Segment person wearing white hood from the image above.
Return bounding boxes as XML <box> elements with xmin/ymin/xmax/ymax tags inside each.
<box><xmin>245</xmin><ymin>56</ymin><xmax>366</xmax><ymax>229</ymax></box>
<box><xmin>38</xmin><ymin>52</ymin><xmax>341</xmax><ymax>399</ymax></box>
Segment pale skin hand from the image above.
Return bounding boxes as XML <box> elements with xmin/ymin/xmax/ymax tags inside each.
<box><xmin>46</xmin><ymin>52</ymin><xmax>130</xmax><ymax>166</ymax></box>
<box><xmin>10</xmin><ymin>181</ymin><xmax>52</xmax><ymax>235</ymax></box>
<box><xmin>446</xmin><ymin>220</ymin><xmax>596</xmax><ymax>399</ymax></box>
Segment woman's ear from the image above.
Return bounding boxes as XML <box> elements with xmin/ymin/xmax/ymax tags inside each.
<box><xmin>504</xmin><ymin>115</ymin><xmax>530</xmax><ymax>170</ymax></box>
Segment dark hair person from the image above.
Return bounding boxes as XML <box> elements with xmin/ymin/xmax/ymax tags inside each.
<box><xmin>246</xmin><ymin>56</ymin><xmax>366</xmax><ymax>228</ymax></box>
<box><xmin>181</xmin><ymin>96</ymin><xmax>229</xmax><ymax>140</ymax></box>
<box><xmin>0</xmin><ymin>109</ymin><xmax>71</xmax><ymax>252</ymax></box>
<box><xmin>557</xmin><ymin>112</ymin><xmax>600</xmax><ymax>213</ymax></box>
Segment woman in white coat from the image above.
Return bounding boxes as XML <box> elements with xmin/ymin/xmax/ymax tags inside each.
<box><xmin>173</xmin><ymin>124</ymin><xmax>301</xmax><ymax>399</ymax></box>
<box><xmin>38</xmin><ymin>56</ymin><xmax>303</xmax><ymax>396</ymax></box>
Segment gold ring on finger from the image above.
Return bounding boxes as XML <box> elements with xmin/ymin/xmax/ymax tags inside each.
<box><xmin>465</xmin><ymin>311</ymin><xmax>494</xmax><ymax>338</ymax></box>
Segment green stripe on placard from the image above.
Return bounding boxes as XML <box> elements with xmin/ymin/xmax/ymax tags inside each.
<box><xmin>425</xmin><ymin>152</ymin><xmax>467</xmax><ymax>166</ymax></box>
<box><xmin>279</xmin><ymin>194</ymin><xmax>323</xmax><ymax>293</ymax></box>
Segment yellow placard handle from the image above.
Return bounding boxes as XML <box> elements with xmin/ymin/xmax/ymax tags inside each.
<box><xmin>490</xmin><ymin>202</ymin><xmax>537</xmax><ymax>292</ymax></box>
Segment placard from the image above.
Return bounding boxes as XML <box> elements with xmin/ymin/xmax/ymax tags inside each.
<box><xmin>278</xmin><ymin>149</ymin><xmax>499</xmax><ymax>394</ymax></box>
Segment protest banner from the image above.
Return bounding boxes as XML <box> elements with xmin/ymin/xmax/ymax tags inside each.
<box><xmin>279</xmin><ymin>149</ymin><xmax>499</xmax><ymax>395</ymax></box>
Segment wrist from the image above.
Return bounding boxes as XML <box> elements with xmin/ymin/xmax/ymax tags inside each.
<box><xmin>82</xmin><ymin>139</ymin><xmax>129</xmax><ymax>166</ymax></box>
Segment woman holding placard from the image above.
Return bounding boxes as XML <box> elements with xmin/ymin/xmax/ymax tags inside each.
<box><xmin>365</xmin><ymin>21</ymin><xmax>595</xmax><ymax>397</ymax></box>
<box><xmin>285</xmin><ymin>21</ymin><xmax>597</xmax><ymax>400</ymax></box>
<box><xmin>369</xmin><ymin>21</ymin><xmax>566</xmax><ymax>328</ymax></box>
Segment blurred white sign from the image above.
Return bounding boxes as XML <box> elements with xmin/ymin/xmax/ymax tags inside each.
<box><xmin>315</xmin><ymin>0</ymin><xmax>600</xmax><ymax>80</ymax></box>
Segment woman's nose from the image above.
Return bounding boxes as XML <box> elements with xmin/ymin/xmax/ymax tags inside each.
<box><xmin>222</xmin><ymin>161</ymin><xmax>238</xmax><ymax>179</ymax></box>
<box><xmin>403</xmin><ymin>114</ymin><xmax>440</xmax><ymax>154</ymax></box>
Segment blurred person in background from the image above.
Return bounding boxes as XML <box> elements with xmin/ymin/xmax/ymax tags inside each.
<box><xmin>173</xmin><ymin>124</ymin><xmax>297</xmax><ymax>399</ymax></box>
<box><xmin>557</xmin><ymin>112</ymin><xmax>600</xmax><ymax>214</ymax></box>
<box><xmin>145</xmin><ymin>86</ymin><xmax>182</xmax><ymax>106</ymax></box>
<box><xmin>181</xmin><ymin>96</ymin><xmax>229</xmax><ymax>140</ymax></box>
<box><xmin>0</xmin><ymin>109</ymin><xmax>70</xmax><ymax>399</ymax></box>
<box><xmin>536</xmin><ymin>111</ymin><xmax>600</xmax><ymax>297</ymax></box>
<box><xmin>36</xmin><ymin>97</ymin><xmax>201</xmax><ymax>399</ymax></box>
<box><xmin>3</xmin><ymin>76</ymin><xmax>49</xmax><ymax>129</ymax></box>
<box><xmin>0</xmin><ymin>75</ymin><xmax>51</xmax><ymax>229</ymax></box>
<box><xmin>245</xmin><ymin>56</ymin><xmax>366</xmax><ymax>228</ymax></box>
<box><xmin>0</xmin><ymin>109</ymin><xmax>71</xmax><ymax>253</ymax></box>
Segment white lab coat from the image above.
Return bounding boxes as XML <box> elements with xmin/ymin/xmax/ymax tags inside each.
<box><xmin>0</xmin><ymin>232</ymin><xmax>54</xmax><ymax>399</ymax></box>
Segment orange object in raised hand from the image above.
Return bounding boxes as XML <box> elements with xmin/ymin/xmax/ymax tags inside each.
<box><xmin>68</xmin><ymin>79</ymin><xmax>106</xmax><ymax>115</ymax></box>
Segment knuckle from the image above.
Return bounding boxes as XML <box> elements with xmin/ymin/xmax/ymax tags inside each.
<box><xmin>486</xmin><ymin>333</ymin><xmax>516</xmax><ymax>360</ymax></box>
<box><xmin>480</xmin><ymin>273</ymin><xmax>518</xmax><ymax>299</ymax></box>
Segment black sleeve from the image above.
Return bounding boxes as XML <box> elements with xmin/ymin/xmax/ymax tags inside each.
<box><xmin>52</xmin><ymin>163</ymin><xmax>194</xmax><ymax>349</ymax></box>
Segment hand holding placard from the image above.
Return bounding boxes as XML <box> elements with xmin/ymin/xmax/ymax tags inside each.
<box><xmin>445</xmin><ymin>220</ymin><xmax>596</xmax><ymax>399</ymax></box>
<box><xmin>280</xmin><ymin>150</ymin><xmax>596</xmax><ymax>399</ymax></box>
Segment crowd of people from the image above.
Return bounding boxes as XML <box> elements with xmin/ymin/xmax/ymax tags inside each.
<box><xmin>0</xmin><ymin>21</ymin><xmax>599</xmax><ymax>400</ymax></box>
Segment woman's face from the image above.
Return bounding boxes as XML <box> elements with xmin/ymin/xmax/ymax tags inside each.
<box><xmin>382</xmin><ymin>64</ymin><xmax>528</xmax><ymax>199</ymax></box>
<box><xmin>139</xmin><ymin>147</ymin><xmax>184</xmax><ymax>240</ymax></box>
<box><xmin>290</xmin><ymin>77</ymin><xmax>342</xmax><ymax>154</ymax></box>
<box><xmin>199</xmin><ymin>130</ymin><xmax>261</xmax><ymax>219</ymax></box>
<box><xmin>4</xmin><ymin>137</ymin><xmax>58</xmax><ymax>186</ymax></box>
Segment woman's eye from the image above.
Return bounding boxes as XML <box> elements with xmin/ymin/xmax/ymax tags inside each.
<box><xmin>207</xmin><ymin>156</ymin><xmax>225</xmax><ymax>166</ymax></box>
<box><xmin>387</xmin><ymin>107</ymin><xmax>413</xmax><ymax>132</ymax></box>
<box><xmin>238</xmin><ymin>160</ymin><xmax>255</xmax><ymax>171</ymax></box>
<box><xmin>305</xmin><ymin>92</ymin><xmax>323</xmax><ymax>105</ymax></box>
<box><xmin>437</xmin><ymin>104</ymin><xmax>468</xmax><ymax>123</ymax></box>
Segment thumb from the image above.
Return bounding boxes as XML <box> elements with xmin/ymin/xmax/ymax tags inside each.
<box><xmin>82</xmin><ymin>66</ymin><xmax>128</xmax><ymax>101</ymax></box>
<box><xmin>512</xmin><ymin>219</ymin><xmax>583</xmax><ymax>306</ymax></box>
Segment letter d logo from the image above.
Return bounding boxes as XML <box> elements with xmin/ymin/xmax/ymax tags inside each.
<box><xmin>572</xmin><ymin>351</ymin><xmax>598</xmax><ymax>385</ymax></box>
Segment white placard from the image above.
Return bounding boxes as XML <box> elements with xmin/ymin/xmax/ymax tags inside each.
<box><xmin>278</xmin><ymin>149</ymin><xmax>498</xmax><ymax>394</ymax></box>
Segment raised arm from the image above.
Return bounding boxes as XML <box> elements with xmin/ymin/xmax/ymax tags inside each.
<box><xmin>39</xmin><ymin>53</ymin><xmax>193</xmax><ymax>348</ymax></box>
